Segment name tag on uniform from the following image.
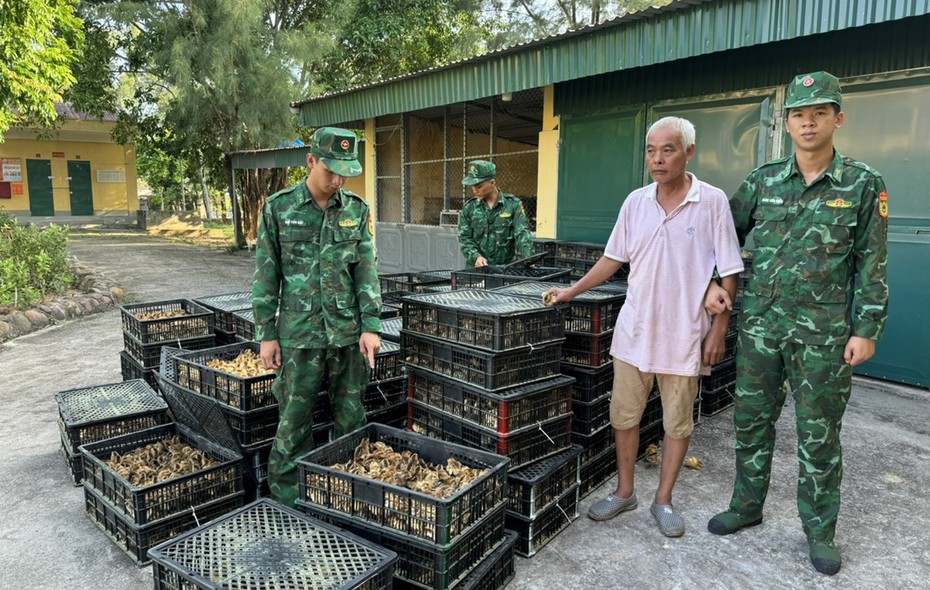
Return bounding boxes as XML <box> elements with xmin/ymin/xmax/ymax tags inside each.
<box><xmin>284</xmin><ymin>219</ymin><xmax>306</xmax><ymax>226</ymax></box>
<box><xmin>825</xmin><ymin>199</ymin><xmax>852</xmax><ymax>208</ymax></box>
<box><xmin>338</xmin><ymin>219</ymin><xmax>359</xmax><ymax>227</ymax></box>
<box><xmin>499</xmin><ymin>212</ymin><xmax>512</xmax><ymax>218</ymax></box>
<box><xmin>759</xmin><ymin>196</ymin><xmax>784</xmax><ymax>206</ymax></box>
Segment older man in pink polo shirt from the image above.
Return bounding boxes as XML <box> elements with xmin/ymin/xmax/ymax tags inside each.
<box><xmin>545</xmin><ymin>116</ymin><xmax>743</xmax><ymax>537</ymax></box>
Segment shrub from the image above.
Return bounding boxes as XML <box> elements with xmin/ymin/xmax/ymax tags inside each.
<box><xmin>0</xmin><ymin>211</ymin><xmax>73</xmax><ymax>310</ymax></box>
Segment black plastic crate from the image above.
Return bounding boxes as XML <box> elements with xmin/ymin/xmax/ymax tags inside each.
<box><xmin>242</xmin><ymin>441</ymin><xmax>272</xmax><ymax>486</ymax></box>
<box><xmin>402</xmin><ymin>331</ymin><xmax>563</xmax><ymax>392</ymax></box>
<box><xmin>641</xmin><ymin>388</ymin><xmax>663</xmax><ymax>428</ymax></box>
<box><xmin>171</xmin><ymin>382</ymin><xmax>280</xmax><ymax>448</ymax></box>
<box><xmin>561</xmin><ymin>331</ymin><xmax>613</xmax><ymax>369</ymax></box>
<box><xmin>84</xmin><ymin>485</ymin><xmax>244</xmax><ymax>566</ymax></box>
<box><xmin>571</xmin><ymin>422</ymin><xmax>615</xmax><ymax>465</ymax></box>
<box><xmin>505</xmin><ymin>484</ymin><xmax>579</xmax><ymax>557</ymax></box>
<box><xmin>381</xmin><ymin>304</ymin><xmax>402</xmax><ymax>319</ymax></box>
<box><xmin>454</xmin><ymin>529</ymin><xmax>517</xmax><ymax>590</ymax></box>
<box><xmin>380</xmin><ymin>271</ymin><xmax>453</xmax><ymax>297</ymax></box>
<box><xmin>123</xmin><ymin>332</ymin><xmax>217</xmax><ymax>370</ymax></box>
<box><xmin>231</xmin><ymin>309</ymin><xmax>255</xmax><ymax>341</ymax></box>
<box><xmin>149</xmin><ymin>499</ymin><xmax>397</xmax><ymax>590</ymax></box>
<box><xmin>451</xmin><ymin>266</ymin><xmax>571</xmax><ymax>290</ymax></box>
<box><xmin>121</xmin><ymin>299</ymin><xmax>214</xmax><ymax>344</ymax></box>
<box><xmin>193</xmin><ymin>292</ymin><xmax>253</xmax><ymax>333</ymax></box>
<box><xmin>572</xmin><ymin>394</ymin><xmax>611</xmax><ymax>436</ymax></box>
<box><xmin>407</xmin><ymin>368</ymin><xmax>574</xmax><ymax>433</ymax></box>
<box><xmin>700</xmin><ymin>382</ymin><xmax>736</xmax><ymax>417</ymax></box>
<box><xmin>721</xmin><ymin>332</ymin><xmax>739</xmax><ymax>362</ymax></box>
<box><xmin>298</xmin><ymin>424</ymin><xmax>509</xmax><ymax>546</ymax></box>
<box><xmin>57</xmin><ymin>380</ymin><xmax>171</xmax><ymax>485</ymax></box>
<box><xmin>493</xmin><ymin>280</ymin><xmax>625</xmax><ymax>334</ymax></box>
<box><xmin>507</xmin><ymin>445</ymin><xmax>582</xmax><ymax>519</ymax></box>
<box><xmin>373</xmin><ymin>340</ymin><xmax>404</xmax><ymax>382</ymax></box>
<box><xmin>119</xmin><ymin>351</ymin><xmax>159</xmax><ymax>390</ymax></box>
<box><xmin>381</xmin><ymin>316</ymin><xmax>402</xmax><ymax>343</ymax></box>
<box><xmin>366</xmin><ymin>401</ymin><xmax>408</xmax><ymax>429</ymax></box>
<box><xmin>365</xmin><ymin>376</ymin><xmax>407</xmax><ymax>413</ymax></box>
<box><xmin>60</xmin><ymin>428</ymin><xmax>84</xmax><ymax>486</ymax></box>
<box><xmin>302</xmin><ymin>501</ymin><xmax>507</xmax><ymax>590</ymax></box>
<box><xmin>702</xmin><ymin>358</ymin><xmax>736</xmax><ymax>392</ymax></box>
<box><xmin>638</xmin><ymin>420</ymin><xmax>663</xmax><ymax>455</ymax></box>
<box><xmin>403</xmin><ymin>290</ymin><xmax>564</xmax><ymax>351</ymax></box>
<box><xmin>81</xmin><ymin>423</ymin><xmax>243</xmax><ymax>525</ymax></box>
<box><xmin>554</xmin><ymin>241</ymin><xmax>603</xmax><ymax>262</ymax></box>
<box><xmin>579</xmin><ymin>443</ymin><xmax>617</xmax><ymax>499</ymax></box>
<box><xmin>409</xmin><ymin>402</ymin><xmax>573</xmax><ymax>470</ymax></box>
<box><xmin>174</xmin><ymin>342</ymin><xmax>276</xmax><ymax>411</ymax></box>
<box><xmin>560</xmin><ymin>364</ymin><xmax>614</xmax><ymax>403</ymax></box>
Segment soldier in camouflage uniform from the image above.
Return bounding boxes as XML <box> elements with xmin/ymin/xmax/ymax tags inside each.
<box><xmin>705</xmin><ymin>72</ymin><xmax>889</xmax><ymax>575</ymax></box>
<box><xmin>253</xmin><ymin>127</ymin><xmax>382</xmax><ymax>508</ymax></box>
<box><xmin>457</xmin><ymin>160</ymin><xmax>534</xmax><ymax>267</ymax></box>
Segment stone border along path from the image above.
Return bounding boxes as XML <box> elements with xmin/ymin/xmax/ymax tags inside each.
<box><xmin>0</xmin><ymin>256</ymin><xmax>125</xmax><ymax>344</ymax></box>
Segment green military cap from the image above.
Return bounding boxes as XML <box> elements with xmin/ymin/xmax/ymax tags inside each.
<box><xmin>462</xmin><ymin>160</ymin><xmax>496</xmax><ymax>186</ymax></box>
<box><xmin>785</xmin><ymin>71</ymin><xmax>843</xmax><ymax>109</ymax></box>
<box><xmin>310</xmin><ymin>127</ymin><xmax>362</xmax><ymax>177</ymax></box>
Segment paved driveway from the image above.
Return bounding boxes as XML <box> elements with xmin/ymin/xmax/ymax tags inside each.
<box><xmin>0</xmin><ymin>232</ymin><xmax>926</xmax><ymax>589</ymax></box>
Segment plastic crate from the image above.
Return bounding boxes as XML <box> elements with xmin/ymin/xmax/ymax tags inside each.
<box><xmin>572</xmin><ymin>394</ymin><xmax>611</xmax><ymax>436</ymax></box>
<box><xmin>242</xmin><ymin>441</ymin><xmax>272</xmax><ymax>486</ymax></box>
<box><xmin>505</xmin><ymin>484</ymin><xmax>579</xmax><ymax>557</ymax></box>
<box><xmin>193</xmin><ymin>292</ymin><xmax>253</xmax><ymax>333</ymax></box>
<box><xmin>301</xmin><ymin>501</ymin><xmax>507</xmax><ymax>590</ymax></box>
<box><xmin>381</xmin><ymin>304</ymin><xmax>402</xmax><ymax>319</ymax></box>
<box><xmin>579</xmin><ymin>443</ymin><xmax>617</xmax><ymax>499</ymax></box>
<box><xmin>571</xmin><ymin>423</ymin><xmax>615</xmax><ymax>465</ymax></box>
<box><xmin>380</xmin><ymin>271</ymin><xmax>452</xmax><ymax>297</ymax></box>
<box><xmin>80</xmin><ymin>423</ymin><xmax>243</xmax><ymax>525</ymax></box>
<box><xmin>409</xmin><ymin>402</ymin><xmax>573</xmax><ymax>470</ymax></box>
<box><xmin>381</xmin><ymin>316</ymin><xmax>402</xmax><ymax>342</ymax></box>
<box><xmin>454</xmin><ymin>529</ymin><xmax>517</xmax><ymax>590</ymax></box>
<box><xmin>492</xmin><ymin>280</ymin><xmax>625</xmax><ymax>334</ymax></box>
<box><xmin>373</xmin><ymin>340</ymin><xmax>405</xmax><ymax>382</ymax></box>
<box><xmin>364</xmin><ymin>376</ymin><xmax>407</xmax><ymax>413</ymax></box>
<box><xmin>149</xmin><ymin>499</ymin><xmax>397</xmax><ymax>590</ymax></box>
<box><xmin>231</xmin><ymin>309</ymin><xmax>255</xmax><ymax>341</ymax></box>
<box><xmin>171</xmin><ymin>382</ymin><xmax>280</xmax><ymax>448</ymax></box>
<box><xmin>84</xmin><ymin>485</ymin><xmax>244</xmax><ymax>566</ymax></box>
<box><xmin>451</xmin><ymin>266</ymin><xmax>571</xmax><ymax>290</ymax></box>
<box><xmin>121</xmin><ymin>299</ymin><xmax>214</xmax><ymax>344</ymax></box>
<box><xmin>366</xmin><ymin>401</ymin><xmax>408</xmax><ymax>429</ymax></box>
<box><xmin>123</xmin><ymin>332</ymin><xmax>217</xmax><ymax>369</ymax></box>
<box><xmin>57</xmin><ymin>380</ymin><xmax>171</xmax><ymax>484</ymax></box>
<box><xmin>298</xmin><ymin>424</ymin><xmax>509</xmax><ymax>546</ymax></box>
<box><xmin>507</xmin><ymin>445</ymin><xmax>582</xmax><ymax>518</ymax></box>
<box><xmin>119</xmin><ymin>351</ymin><xmax>159</xmax><ymax>390</ymax></box>
<box><xmin>700</xmin><ymin>382</ymin><xmax>736</xmax><ymax>417</ymax></box>
<box><xmin>702</xmin><ymin>359</ymin><xmax>736</xmax><ymax>392</ymax></box>
<box><xmin>174</xmin><ymin>342</ymin><xmax>276</xmax><ymax>411</ymax></box>
<box><xmin>641</xmin><ymin>389</ymin><xmax>663</xmax><ymax>428</ymax></box>
<box><xmin>403</xmin><ymin>290</ymin><xmax>564</xmax><ymax>352</ymax></box>
<box><xmin>402</xmin><ymin>331</ymin><xmax>563</xmax><ymax>392</ymax></box>
<box><xmin>561</xmin><ymin>331</ymin><xmax>613</xmax><ymax>369</ymax></box>
<box><xmin>60</xmin><ymin>428</ymin><xmax>84</xmax><ymax>486</ymax></box>
<box><xmin>638</xmin><ymin>420</ymin><xmax>663</xmax><ymax>454</ymax></box>
<box><xmin>554</xmin><ymin>241</ymin><xmax>604</xmax><ymax>262</ymax></box>
<box><xmin>560</xmin><ymin>364</ymin><xmax>614</xmax><ymax>403</ymax></box>
<box><xmin>407</xmin><ymin>368</ymin><xmax>574</xmax><ymax>433</ymax></box>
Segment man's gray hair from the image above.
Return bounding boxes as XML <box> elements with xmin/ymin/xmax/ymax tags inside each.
<box><xmin>647</xmin><ymin>116</ymin><xmax>696</xmax><ymax>150</ymax></box>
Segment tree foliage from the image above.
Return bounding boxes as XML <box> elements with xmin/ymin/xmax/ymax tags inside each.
<box><xmin>0</xmin><ymin>0</ymin><xmax>84</xmax><ymax>141</ymax></box>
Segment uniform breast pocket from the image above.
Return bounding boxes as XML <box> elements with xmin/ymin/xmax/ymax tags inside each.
<box><xmin>333</xmin><ymin>227</ymin><xmax>362</xmax><ymax>263</ymax></box>
<box><xmin>810</xmin><ymin>205</ymin><xmax>857</xmax><ymax>252</ymax></box>
<box><xmin>280</xmin><ymin>228</ymin><xmax>319</xmax><ymax>267</ymax></box>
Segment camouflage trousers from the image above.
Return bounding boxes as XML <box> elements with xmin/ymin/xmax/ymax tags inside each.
<box><xmin>268</xmin><ymin>344</ymin><xmax>370</xmax><ymax>508</ymax></box>
<box><xmin>728</xmin><ymin>331</ymin><xmax>853</xmax><ymax>543</ymax></box>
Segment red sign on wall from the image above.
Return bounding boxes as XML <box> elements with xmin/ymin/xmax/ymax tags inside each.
<box><xmin>52</xmin><ymin>151</ymin><xmax>65</xmax><ymax>158</ymax></box>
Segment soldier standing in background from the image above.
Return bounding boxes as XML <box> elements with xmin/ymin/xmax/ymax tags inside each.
<box><xmin>458</xmin><ymin>160</ymin><xmax>534</xmax><ymax>267</ymax></box>
<box><xmin>705</xmin><ymin>72</ymin><xmax>889</xmax><ymax>575</ymax></box>
<box><xmin>252</xmin><ymin>126</ymin><xmax>382</xmax><ymax>508</ymax></box>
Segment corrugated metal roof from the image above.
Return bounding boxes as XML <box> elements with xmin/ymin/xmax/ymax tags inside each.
<box><xmin>296</xmin><ymin>0</ymin><xmax>930</xmax><ymax>126</ymax></box>
<box><xmin>55</xmin><ymin>102</ymin><xmax>119</xmax><ymax>122</ymax></box>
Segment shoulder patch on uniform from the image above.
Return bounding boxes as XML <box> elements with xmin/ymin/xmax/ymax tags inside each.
<box><xmin>878</xmin><ymin>191</ymin><xmax>889</xmax><ymax>219</ymax></box>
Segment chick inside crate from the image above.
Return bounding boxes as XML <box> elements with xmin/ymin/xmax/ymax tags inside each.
<box><xmin>148</xmin><ymin>499</ymin><xmax>397</xmax><ymax>590</ymax></box>
<box><xmin>80</xmin><ymin>423</ymin><xmax>243</xmax><ymax>525</ymax></box>
<box><xmin>297</xmin><ymin>424</ymin><xmax>510</xmax><ymax>546</ymax></box>
<box><xmin>402</xmin><ymin>289</ymin><xmax>564</xmax><ymax>351</ymax></box>
<box><xmin>174</xmin><ymin>342</ymin><xmax>277</xmax><ymax>410</ymax></box>
<box><xmin>121</xmin><ymin>299</ymin><xmax>214</xmax><ymax>343</ymax></box>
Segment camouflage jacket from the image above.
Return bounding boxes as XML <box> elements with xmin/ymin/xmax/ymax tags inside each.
<box><xmin>731</xmin><ymin>150</ymin><xmax>888</xmax><ymax>345</ymax></box>
<box><xmin>457</xmin><ymin>191</ymin><xmax>534</xmax><ymax>266</ymax></box>
<box><xmin>252</xmin><ymin>180</ymin><xmax>382</xmax><ymax>348</ymax></box>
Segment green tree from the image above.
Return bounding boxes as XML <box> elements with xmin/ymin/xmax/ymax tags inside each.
<box><xmin>0</xmin><ymin>0</ymin><xmax>84</xmax><ymax>140</ymax></box>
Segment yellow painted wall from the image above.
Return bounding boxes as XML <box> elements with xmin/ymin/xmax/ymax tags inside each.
<box><xmin>0</xmin><ymin>120</ymin><xmax>138</xmax><ymax>216</ymax></box>
<box><xmin>536</xmin><ymin>86</ymin><xmax>560</xmax><ymax>239</ymax></box>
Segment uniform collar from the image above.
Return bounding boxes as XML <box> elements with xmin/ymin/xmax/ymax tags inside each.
<box><xmin>780</xmin><ymin>149</ymin><xmax>845</xmax><ymax>184</ymax></box>
<box><xmin>646</xmin><ymin>172</ymin><xmax>701</xmax><ymax>202</ymax></box>
<box><xmin>299</xmin><ymin>178</ymin><xmax>344</xmax><ymax>209</ymax></box>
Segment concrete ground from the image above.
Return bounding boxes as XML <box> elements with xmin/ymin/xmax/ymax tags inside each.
<box><xmin>0</xmin><ymin>231</ymin><xmax>927</xmax><ymax>590</ymax></box>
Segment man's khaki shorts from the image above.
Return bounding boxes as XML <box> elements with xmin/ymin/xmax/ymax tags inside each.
<box><xmin>610</xmin><ymin>358</ymin><xmax>698</xmax><ymax>439</ymax></box>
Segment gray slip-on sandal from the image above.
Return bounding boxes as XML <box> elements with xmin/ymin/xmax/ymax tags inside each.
<box><xmin>650</xmin><ymin>502</ymin><xmax>685</xmax><ymax>537</ymax></box>
<box><xmin>588</xmin><ymin>493</ymin><xmax>638</xmax><ymax>521</ymax></box>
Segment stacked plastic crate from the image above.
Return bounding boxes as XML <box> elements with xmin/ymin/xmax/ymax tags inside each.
<box><xmin>379</xmin><ymin>270</ymin><xmax>454</xmax><ymax>305</ymax></box>
<box><xmin>79</xmin><ymin>376</ymin><xmax>245</xmax><ymax>564</ymax></box>
<box><xmin>297</xmin><ymin>424</ymin><xmax>512</xmax><ymax>590</ymax></box>
<box><xmin>699</xmin><ymin>250</ymin><xmax>752</xmax><ymax>416</ymax></box>
<box><xmin>148</xmin><ymin>499</ymin><xmax>398</xmax><ymax>590</ymax></box>
<box><xmin>193</xmin><ymin>291</ymin><xmax>253</xmax><ymax>345</ymax></box>
<box><xmin>119</xmin><ymin>299</ymin><xmax>216</xmax><ymax>390</ymax></box>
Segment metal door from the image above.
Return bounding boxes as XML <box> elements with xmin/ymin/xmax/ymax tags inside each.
<box><xmin>557</xmin><ymin>107</ymin><xmax>645</xmax><ymax>242</ymax></box>
<box><xmin>26</xmin><ymin>159</ymin><xmax>54</xmax><ymax>216</ymax></box>
<box><xmin>67</xmin><ymin>160</ymin><xmax>94</xmax><ymax>215</ymax></box>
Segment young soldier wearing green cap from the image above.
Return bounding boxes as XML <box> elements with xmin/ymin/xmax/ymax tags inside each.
<box><xmin>252</xmin><ymin>126</ymin><xmax>382</xmax><ymax>508</ymax></box>
<box><xmin>705</xmin><ymin>72</ymin><xmax>889</xmax><ymax>575</ymax></box>
<box><xmin>457</xmin><ymin>160</ymin><xmax>534</xmax><ymax>267</ymax></box>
